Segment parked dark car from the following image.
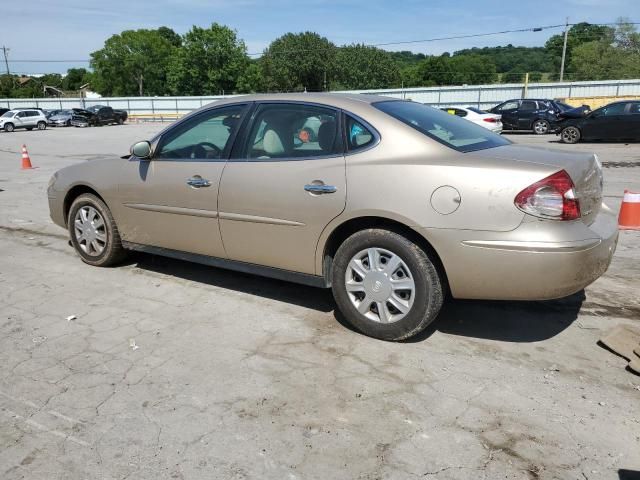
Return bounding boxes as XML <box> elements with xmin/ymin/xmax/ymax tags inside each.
<box><xmin>89</xmin><ymin>105</ymin><xmax>127</xmax><ymax>125</ymax></box>
<box><xmin>557</xmin><ymin>100</ymin><xmax>640</xmax><ymax>144</ymax></box>
<box><xmin>0</xmin><ymin>108</ymin><xmax>9</xmax><ymax>117</ymax></box>
<box><xmin>488</xmin><ymin>99</ymin><xmax>581</xmax><ymax>134</ymax></box>
<box><xmin>70</xmin><ymin>109</ymin><xmax>98</xmax><ymax>127</ymax></box>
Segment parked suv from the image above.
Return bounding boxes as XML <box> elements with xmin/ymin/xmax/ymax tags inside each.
<box><xmin>488</xmin><ymin>99</ymin><xmax>574</xmax><ymax>134</ymax></box>
<box><xmin>0</xmin><ymin>109</ymin><xmax>48</xmax><ymax>132</ymax></box>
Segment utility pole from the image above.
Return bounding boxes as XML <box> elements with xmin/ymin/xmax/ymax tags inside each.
<box><xmin>1</xmin><ymin>46</ymin><xmax>10</xmax><ymax>76</ymax></box>
<box><xmin>559</xmin><ymin>17</ymin><xmax>569</xmax><ymax>82</ymax></box>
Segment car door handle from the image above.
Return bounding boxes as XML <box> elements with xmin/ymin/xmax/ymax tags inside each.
<box><xmin>187</xmin><ymin>176</ymin><xmax>211</xmax><ymax>188</ymax></box>
<box><xmin>304</xmin><ymin>184</ymin><xmax>337</xmax><ymax>194</ymax></box>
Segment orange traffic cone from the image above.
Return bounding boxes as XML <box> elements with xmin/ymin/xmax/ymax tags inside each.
<box><xmin>618</xmin><ymin>190</ymin><xmax>640</xmax><ymax>230</ymax></box>
<box><xmin>21</xmin><ymin>144</ymin><xmax>35</xmax><ymax>170</ymax></box>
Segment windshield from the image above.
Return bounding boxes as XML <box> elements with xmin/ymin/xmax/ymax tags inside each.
<box><xmin>374</xmin><ymin>101</ymin><xmax>510</xmax><ymax>153</ymax></box>
<box><xmin>1</xmin><ymin>111</ymin><xmax>14</xmax><ymax>118</ymax></box>
<box><xmin>87</xmin><ymin>105</ymin><xmax>101</xmax><ymax>112</ymax></box>
<box><xmin>467</xmin><ymin>107</ymin><xmax>487</xmax><ymax>114</ymax></box>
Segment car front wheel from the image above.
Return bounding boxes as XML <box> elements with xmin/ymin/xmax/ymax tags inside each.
<box><xmin>561</xmin><ymin>126</ymin><xmax>581</xmax><ymax>144</ymax></box>
<box><xmin>37</xmin><ymin>121</ymin><xmax>47</xmax><ymax>130</ymax></box>
<box><xmin>331</xmin><ymin>229</ymin><xmax>444</xmax><ymax>341</ymax></box>
<box><xmin>68</xmin><ymin>193</ymin><xmax>127</xmax><ymax>267</ymax></box>
<box><xmin>4</xmin><ymin>123</ymin><xmax>14</xmax><ymax>132</ymax></box>
<box><xmin>532</xmin><ymin>119</ymin><xmax>550</xmax><ymax>135</ymax></box>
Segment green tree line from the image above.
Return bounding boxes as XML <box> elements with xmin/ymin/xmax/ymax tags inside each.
<box><xmin>1</xmin><ymin>19</ymin><xmax>638</xmax><ymax>98</ymax></box>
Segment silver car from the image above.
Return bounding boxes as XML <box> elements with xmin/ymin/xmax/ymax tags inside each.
<box><xmin>47</xmin><ymin>93</ymin><xmax>618</xmax><ymax>341</ymax></box>
<box><xmin>0</xmin><ymin>109</ymin><xmax>48</xmax><ymax>132</ymax></box>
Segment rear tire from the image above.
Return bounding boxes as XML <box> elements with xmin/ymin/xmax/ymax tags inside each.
<box><xmin>68</xmin><ymin>193</ymin><xmax>127</xmax><ymax>267</ymax></box>
<box><xmin>561</xmin><ymin>126</ymin><xmax>581</xmax><ymax>144</ymax></box>
<box><xmin>117</xmin><ymin>117</ymin><xmax>124</xmax><ymax>125</ymax></box>
<box><xmin>532</xmin><ymin>119</ymin><xmax>550</xmax><ymax>135</ymax></box>
<box><xmin>331</xmin><ymin>229</ymin><xmax>444</xmax><ymax>341</ymax></box>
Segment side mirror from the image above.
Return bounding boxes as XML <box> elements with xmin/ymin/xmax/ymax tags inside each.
<box><xmin>131</xmin><ymin>140</ymin><xmax>152</xmax><ymax>159</ymax></box>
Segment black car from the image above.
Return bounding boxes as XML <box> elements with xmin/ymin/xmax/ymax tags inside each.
<box><xmin>557</xmin><ymin>100</ymin><xmax>640</xmax><ymax>144</ymax></box>
<box><xmin>488</xmin><ymin>99</ymin><xmax>580</xmax><ymax>135</ymax></box>
<box><xmin>0</xmin><ymin>108</ymin><xmax>9</xmax><ymax>117</ymax></box>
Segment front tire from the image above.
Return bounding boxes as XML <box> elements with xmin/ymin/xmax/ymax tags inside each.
<box><xmin>68</xmin><ymin>193</ymin><xmax>127</xmax><ymax>267</ymax></box>
<box><xmin>331</xmin><ymin>229</ymin><xmax>444</xmax><ymax>341</ymax></box>
<box><xmin>532</xmin><ymin>119</ymin><xmax>550</xmax><ymax>135</ymax></box>
<box><xmin>37</xmin><ymin>121</ymin><xmax>46</xmax><ymax>130</ymax></box>
<box><xmin>4</xmin><ymin>123</ymin><xmax>14</xmax><ymax>132</ymax></box>
<box><xmin>561</xmin><ymin>126</ymin><xmax>581</xmax><ymax>144</ymax></box>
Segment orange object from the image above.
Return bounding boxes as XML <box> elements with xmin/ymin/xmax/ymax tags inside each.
<box><xmin>21</xmin><ymin>144</ymin><xmax>35</xmax><ymax>169</ymax></box>
<box><xmin>618</xmin><ymin>190</ymin><xmax>640</xmax><ymax>230</ymax></box>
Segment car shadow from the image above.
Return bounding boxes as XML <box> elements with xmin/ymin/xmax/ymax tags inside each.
<box><xmin>131</xmin><ymin>252</ymin><xmax>583</xmax><ymax>343</ymax></box>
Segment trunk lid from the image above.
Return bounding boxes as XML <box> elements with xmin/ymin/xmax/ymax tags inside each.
<box><xmin>475</xmin><ymin>144</ymin><xmax>603</xmax><ymax>225</ymax></box>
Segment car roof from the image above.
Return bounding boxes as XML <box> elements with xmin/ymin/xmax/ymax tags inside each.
<box><xmin>204</xmin><ymin>92</ymin><xmax>399</xmax><ymax>109</ymax></box>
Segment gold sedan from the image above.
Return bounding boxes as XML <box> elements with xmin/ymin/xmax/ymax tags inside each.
<box><xmin>48</xmin><ymin>93</ymin><xmax>618</xmax><ymax>341</ymax></box>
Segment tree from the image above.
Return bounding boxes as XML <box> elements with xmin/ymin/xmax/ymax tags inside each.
<box><xmin>413</xmin><ymin>54</ymin><xmax>497</xmax><ymax>86</ymax></box>
<box><xmin>90</xmin><ymin>28</ymin><xmax>178</xmax><ymax>96</ymax></box>
<box><xmin>333</xmin><ymin>44</ymin><xmax>400</xmax><ymax>90</ymax></box>
<box><xmin>167</xmin><ymin>23</ymin><xmax>248</xmax><ymax>95</ymax></box>
<box><xmin>260</xmin><ymin>32</ymin><xmax>336</xmax><ymax>92</ymax></box>
<box><xmin>545</xmin><ymin>22</ymin><xmax>613</xmax><ymax>78</ymax></box>
<box><xmin>569</xmin><ymin>20</ymin><xmax>640</xmax><ymax>81</ymax></box>
<box><xmin>62</xmin><ymin>68</ymin><xmax>92</xmax><ymax>91</ymax></box>
<box><xmin>236</xmin><ymin>61</ymin><xmax>265</xmax><ymax>93</ymax></box>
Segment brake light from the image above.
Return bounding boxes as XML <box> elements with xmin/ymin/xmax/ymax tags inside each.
<box><xmin>483</xmin><ymin>117</ymin><xmax>498</xmax><ymax>123</ymax></box>
<box><xmin>514</xmin><ymin>170</ymin><xmax>580</xmax><ymax>220</ymax></box>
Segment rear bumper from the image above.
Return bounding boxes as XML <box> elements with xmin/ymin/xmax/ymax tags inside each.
<box><xmin>422</xmin><ymin>203</ymin><xmax>619</xmax><ymax>300</ymax></box>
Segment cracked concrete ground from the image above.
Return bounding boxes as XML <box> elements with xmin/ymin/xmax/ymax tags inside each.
<box><xmin>0</xmin><ymin>123</ymin><xmax>639</xmax><ymax>480</ymax></box>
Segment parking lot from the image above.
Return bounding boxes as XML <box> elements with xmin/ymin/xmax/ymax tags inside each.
<box><xmin>1</xmin><ymin>124</ymin><xmax>639</xmax><ymax>479</ymax></box>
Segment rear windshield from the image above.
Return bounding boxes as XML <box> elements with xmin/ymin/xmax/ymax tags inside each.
<box><xmin>374</xmin><ymin>101</ymin><xmax>510</xmax><ymax>152</ymax></box>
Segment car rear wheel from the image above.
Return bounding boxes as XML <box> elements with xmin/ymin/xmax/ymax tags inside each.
<box><xmin>37</xmin><ymin>121</ymin><xmax>46</xmax><ymax>130</ymax></box>
<box><xmin>117</xmin><ymin>117</ymin><xmax>124</xmax><ymax>125</ymax></box>
<box><xmin>561</xmin><ymin>126</ymin><xmax>581</xmax><ymax>144</ymax></box>
<box><xmin>532</xmin><ymin>119</ymin><xmax>550</xmax><ymax>135</ymax></box>
<box><xmin>4</xmin><ymin>123</ymin><xmax>14</xmax><ymax>132</ymax></box>
<box><xmin>331</xmin><ymin>229</ymin><xmax>444</xmax><ymax>341</ymax></box>
<box><xmin>68</xmin><ymin>193</ymin><xmax>127</xmax><ymax>267</ymax></box>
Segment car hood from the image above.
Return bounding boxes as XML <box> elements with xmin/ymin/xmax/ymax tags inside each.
<box><xmin>557</xmin><ymin>105</ymin><xmax>591</xmax><ymax>119</ymax></box>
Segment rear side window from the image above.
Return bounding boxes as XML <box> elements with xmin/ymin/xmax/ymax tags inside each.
<box><xmin>345</xmin><ymin>116</ymin><xmax>375</xmax><ymax>152</ymax></box>
<box><xmin>374</xmin><ymin>100</ymin><xmax>510</xmax><ymax>153</ymax></box>
<box><xmin>244</xmin><ymin>103</ymin><xmax>341</xmax><ymax>160</ymax></box>
<box><xmin>628</xmin><ymin>103</ymin><xmax>640</xmax><ymax>114</ymax></box>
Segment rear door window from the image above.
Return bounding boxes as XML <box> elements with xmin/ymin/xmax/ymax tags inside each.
<box><xmin>374</xmin><ymin>100</ymin><xmax>510</xmax><ymax>153</ymax></box>
<box><xmin>520</xmin><ymin>101</ymin><xmax>537</xmax><ymax>111</ymax></box>
<box><xmin>244</xmin><ymin>103</ymin><xmax>341</xmax><ymax>160</ymax></box>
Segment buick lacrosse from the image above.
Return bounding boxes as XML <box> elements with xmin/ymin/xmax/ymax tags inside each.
<box><xmin>48</xmin><ymin>93</ymin><xmax>618</xmax><ymax>340</ymax></box>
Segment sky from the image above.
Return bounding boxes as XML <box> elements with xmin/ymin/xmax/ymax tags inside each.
<box><xmin>2</xmin><ymin>0</ymin><xmax>640</xmax><ymax>75</ymax></box>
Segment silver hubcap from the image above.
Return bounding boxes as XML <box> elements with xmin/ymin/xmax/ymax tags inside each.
<box><xmin>563</xmin><ymin>128</ymin><xmax>579</xmax><ymax>142</ymax></box>
<box><xmin>534</xmin><ymin>121</ymin><xmax>548</xmax><ymax>134</ymax></box>
<box><xmin>74</xmin><ymin>206</ymin><xmax>107</xmax><ymax>256</ymax></box>
<box><xmin>345</xmin><ymin>248</ymin><xmax>416</xmax><ymax>324</ymax></box>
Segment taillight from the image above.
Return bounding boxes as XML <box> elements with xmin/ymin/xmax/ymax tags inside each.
<box><xmin>514</xmin><ymin>170</ymin><xmax>580</xmax><ymax>220</ymax></box>
<box><xmin>483</xmin><ymin>117</ymin><xmax>498</xmax><ymax>123</ymax></box>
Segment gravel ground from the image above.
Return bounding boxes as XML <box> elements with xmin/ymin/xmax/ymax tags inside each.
<box><xmin>0</xmin><ymin>123</ymin><xmax>639</xmax><ymax>480</ymax></box>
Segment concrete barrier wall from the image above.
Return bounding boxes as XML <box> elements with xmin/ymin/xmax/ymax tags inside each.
<box><xmin>2</xmin><ymin>79</ymin><xmax>639</xmax><ymax>115</ymax></box>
